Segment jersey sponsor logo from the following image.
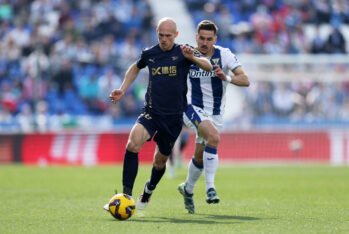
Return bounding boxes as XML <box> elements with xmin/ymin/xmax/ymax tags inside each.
<box><xmin>152</xmin><ymin>66</ymin><xmax>177</xmax><ymax>77</ymax></box>
<box><xmin>189</xmin><ymin>69</ymin><xmax>216</xmax><ymax>79</ymax></box>
<box><xmin>152</xmin><ymin>67</ymin><xmax>161</xmax><ymax>75</ymax></box>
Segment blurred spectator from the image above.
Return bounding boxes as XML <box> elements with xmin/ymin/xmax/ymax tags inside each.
<box><xmin>120</xmin><ymin>93</ymin><xmax>139</xmax><ymax>117</ymax></box>
<box><xmin>79</xmin><ymin>73</ymin><xmax>106</xmax><ymax>115</ymax></box>
<box><xmin>97</xmin><ymin>68</ymin><xmax>122</xmax><ymax>101</ymax></box>
<box><xmin>340</xmin><ymin>98</ymin><xmax>349</xmax><ymax>120</ymax></box>
<box><xmin>52</xmin><ymin>59</ymin><xmax>74</xmax><ymax>97</ymax></box>
<box><xmin>16</xmin><ymin>103</ymin><xmax>35</xmax><ymax>133</ymax></box>
<box><xmin>251</xmin><ymin>81</ymin><xmax>273</xmax><ymax>117</ymax></box>
<box><xmin>53</xmin><ymin>34</ymin><xmax>76</xmax><ymax>60</ymax></box>
<box><xmin>313</xmin><ymin>0</ymin><xmax>331</xmax><ymax>24</ymax></box>
<box><xmin>34</xmin><ymin>100</ymin><xmax>49</xmax><ymax>132</ymax></box>
<box><xmin>116</xmin><ymin>32</ymin><xmax>141</xmax><ymax>68</ymax></box>
<box><xmin>325</xmin><ymin>26</ymin><xmax>347</xmax><ymax>53</ymax></box>
<box><xmin>93</xmin><ymin>34</ymin><xmax>118</xmax><ymax>65</ymax></box>
<box><xmin>215</xmin><ymin>5</ymin><xmax>234</xmax><ymax>39</ymax></box>
<box><xmin>4</xmin><ymin>21</ymin><xmax>30</xmax><ymax>48</ymax></box>
<box><xmin>272</xmin><ymin>83</ymin><xmax>296</xmax><ymax>117</ymax></box>
<box><xmin>1</xmin><ymin>38</ymin><xmax>21</xmax><ymax>62</ymax></box>
<box><xmin>310</xmin><ymin>25</ymin><xmax>326</xmax><ymax>54</ymax></box>
<box><xmin>22</xmin><ymin>45</ymin><xmax>50</xmax><ymax>78</ymax></box>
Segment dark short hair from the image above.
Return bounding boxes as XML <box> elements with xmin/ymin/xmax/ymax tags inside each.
<box><xmin>197</xmin><ymin>20</ymin><xmax>218</xmax><ymax>34</ymax></box>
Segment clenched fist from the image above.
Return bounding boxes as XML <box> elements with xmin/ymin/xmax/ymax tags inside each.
<box><xmin>109</xmin><ymin>89</ymin><xmax>125</xmax><ymax>103</ymax></box>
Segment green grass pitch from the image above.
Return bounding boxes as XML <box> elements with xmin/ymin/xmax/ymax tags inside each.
<box><xmin>1</xmin><ymin>165</ymin><xmax>349</xmax><ymax>234</ymax></box>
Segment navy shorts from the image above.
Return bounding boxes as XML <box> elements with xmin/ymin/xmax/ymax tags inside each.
<box><xmin>137</xmin><ymin>111</ymin><xmax>183</xmax><ymax>156</ymax></box>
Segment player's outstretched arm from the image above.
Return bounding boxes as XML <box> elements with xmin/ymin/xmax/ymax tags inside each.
<box><xmin>180</xmin><ymin>45</ymin><xmax>212</xmax><ymax>72</ymax></box>
<box><xmin>109</xmin><ymin>63</ymin><xmax>141</xmax><ymax>103</ymax></box>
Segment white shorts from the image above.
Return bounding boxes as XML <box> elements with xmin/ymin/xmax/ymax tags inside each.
<box><xmin>183</xmin><ymin>104</ymin><xmax>223</xmax><ymax>144</ymax></box>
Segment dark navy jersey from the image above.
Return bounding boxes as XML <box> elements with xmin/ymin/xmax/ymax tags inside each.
<box><xmin>136</xmin><ymin>44</ymin><xmax>194</xmax><ymax>115</ymax></box>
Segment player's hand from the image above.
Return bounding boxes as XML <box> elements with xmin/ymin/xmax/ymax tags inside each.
<box><xmin>180</xmin><ymin>45</ymin><xmax>194</xmax><ymax>59</ymax></box>
<box><xmin>109</xmin><ymin>89</ymin><xmax>124</xmax><ymax>103</ymax></box>
<box><xmin>213</xmin><ymin>65</ymin><xmax>227</xmax><ymax>81</ymax></box>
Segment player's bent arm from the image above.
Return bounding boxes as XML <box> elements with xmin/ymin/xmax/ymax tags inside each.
<box><xmin>110</xmin><ymin>63</ymin><xmax>141</xmax><ymax>102</ymax></box>
<box><xmin>120</xmin><ymin>63</ymin><xmax>141</xmax><ymax>92</ymax></box>
<box><xmin>230</xmin><ymin>66</ymin><xmax>250</xmax><ymax>87</ymax></box>
<box><xmin>192</xmin><ymin>56</ymin><xmax>212</xmax><ymax>72</ymax></box>
<box><xmin>180</xmin><ymin>44</ymin><xmax>212</xmax><ymax>71</ymax></box>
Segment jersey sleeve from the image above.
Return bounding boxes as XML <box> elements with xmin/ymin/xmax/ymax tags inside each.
<box><xmin>136</xmin><ymin>49</ymin><xmax>147</xmax><ymax>69</ymax></box>
<box><xmin>221</xmin><ymin>47</ymin><xmax>241</xmax><ymax>71</ymax></box>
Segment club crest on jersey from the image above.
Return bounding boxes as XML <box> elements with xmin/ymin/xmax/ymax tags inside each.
<box><xmin>212</xmin><ymin>58</ymin><xmax>220</xmax><ymax>65</ymax></box>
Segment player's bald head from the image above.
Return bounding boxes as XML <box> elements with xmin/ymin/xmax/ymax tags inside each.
<box><xmin>157</xmin><ymin>17</ymin><xmax>177</xmax><ymax>33</ymax></box>
<box><xmin>156</xmin><ymin>17</ymin><xmax>178</xmax><ymax>51</ymax></box>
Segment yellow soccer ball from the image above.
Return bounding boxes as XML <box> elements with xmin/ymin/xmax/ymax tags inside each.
<box><xmin>108</xmin><ymin>193</ymin><xmax>136</xmax><ymax>220</ymax></box>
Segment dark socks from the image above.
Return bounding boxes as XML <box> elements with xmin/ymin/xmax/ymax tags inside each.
<box><xmin>149</xmin><ymin>166</ymin><xmax>166</xmax><ymax>188</ymax></box>
<box><xmin>122</xmin><ymin>150</ymin><xmax>138</xmax><ymax>196</ymax></box>
<box><xmin>141</xmin><ymin>166</ymin><xmax>166</xmax><ymax>202</ymax></box>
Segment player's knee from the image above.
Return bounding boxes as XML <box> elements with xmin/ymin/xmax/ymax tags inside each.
<box><xmin>126</xmin><ymin>140</ymin><xmax>141</xmax><ymax>153</ymax></box>
<box><xmin>206</xmin><ymin>133</ymin><xmax>220</xmax><ymax>147</ymax></box>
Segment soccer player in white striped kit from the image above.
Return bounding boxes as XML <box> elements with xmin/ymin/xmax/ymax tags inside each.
<box><xmin>178</xmin><ymin>20</ymin><xmax>250</xmax><ymax>214</ymax></box>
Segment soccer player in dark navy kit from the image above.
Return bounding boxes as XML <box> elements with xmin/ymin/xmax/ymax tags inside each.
<box><xmin>104</xmin><ymin>17</ymin><xmax>212</xmax><ymax>212</ymax></box>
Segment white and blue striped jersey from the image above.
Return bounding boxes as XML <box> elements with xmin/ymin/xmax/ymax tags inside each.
<box><xmin>187</xmin><ymin>45</ymin><xmax>241</xmax><ymax>116</ymax></box>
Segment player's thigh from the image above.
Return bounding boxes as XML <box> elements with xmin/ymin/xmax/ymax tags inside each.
<box><xmin>198</xmin><ymin>120</ymin><xmax>219</xmax><ymax>141</ymax></box>
<box><xmin>127</xmin><ymin>123</ymin><xmax>151</xmax><ymax>151</ymax></box>
<box><xmin>184</xmin><ymin>113</ymin><xmax>219</xmax><ymax>145</ymax></box>
<box><xmin>154</xmin><ymin>117</ymin><xmax>182</xmax><ymax>156</ymax></box>
<box><xmin>137</xmin><ymin>111</ymin><xmax>157</xmax><ymax>138</ymax></box>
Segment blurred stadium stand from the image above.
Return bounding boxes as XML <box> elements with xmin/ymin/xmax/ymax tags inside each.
<box><xmin>0</xmin><ymin>0</ymin><xmax>348</xmax><ymax>133</ymax></box>
<box><xmin>148</xmin><ymin>0</ymin><xmax>196</xmax><ymax>45</ymax></box>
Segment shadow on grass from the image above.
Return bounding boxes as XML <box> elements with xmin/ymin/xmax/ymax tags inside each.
<box><xmin>197</xmin><ymin>213</ymin><xmax>261</xmax><ymax>221</ymax></box>
<box><xmin>128</xmin><ymin>213</ymin><xmax>261</xmax><ymax>224</ymax></box>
